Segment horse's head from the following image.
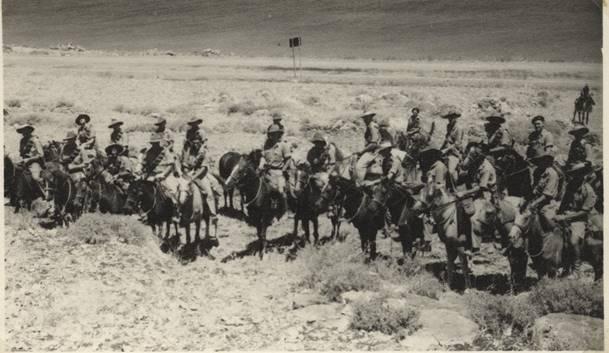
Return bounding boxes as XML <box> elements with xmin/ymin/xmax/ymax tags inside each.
<box><xmin>508</xmin><ymin>202</ymin><xmax>534</xmax><ymax>248</ymax></box>
<box><xmin>123</xmin><ymin>179</ymin><xmax>146</xmax><ymax>214</ymax></box>
<box><xmin>225</xmin><ymin>150</ymin><xmax>258</xmax><ymax>188</ymax></box>
<box><xmin>176</xmin><ymin>177</ymin><xmax>192</xmax><ymax>205</ymax></box>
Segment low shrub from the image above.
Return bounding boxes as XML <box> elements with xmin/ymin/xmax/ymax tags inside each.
<box><xmin>124</xmin><ymin>122</ymin><xmax>156</xmax><ymax>133</ymax></box>
<box><xmin>408</xmin><ymin>273</ymin><xmax>446</xmax><ymax>300</ymax></box>
<box><xmin>320</xmin><ymin>262</ymin><xmax>381</xmax><ymax>301</ymax></box>
<box><xmin>113</xmin><ymin>104</ymin><xmax>159</xmax><ymax>116</ymax></box>
<box><xmin>59</xmin><ymin>214</ymin><xmax>151</xmax><ymax>246</ymax></box>
<box><xmin>6</xmin><ymin>98</ymin><xmax>22</xmax><ymax>108</ymax></box>
<box><xmin>54</xmin><ymin>98</ymin><xmax>74</xmax><ymax>109</ymax></box>
<box><xmin>528</xmin><ymin>279</ymin><xmax>603</xmax><ymax>318</ymax></box>
<box><xmin>465</xmin><ymin>290</ymin><xmax>539</xmax><ymax>336</ymax></box>
<box><xmin>241</xmin><ymin>119</ymin><xmax>265</xmax><ymax>134</ymax></box>
<box><xmin>351</xmin><ymin>296</ymin><xmax>421</xmax><ymax>336</ymax></box>
<box><xmin>225</xmin><ymin>100</ymin><xmax>258</xmax><ymax>115</ymax></box>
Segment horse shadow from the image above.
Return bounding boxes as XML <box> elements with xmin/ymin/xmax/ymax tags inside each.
<box><xmin>160</xmin><ymin>235</ymin><xmax>219</xmax><ymax>264</ymax></box>
<box><xmin>221</xmin><ymin>232</ymin><xmax>297</xmax><ymax>263</ymax></box>
<box><xmin>424</xmin><ymin>260</ymin><xmax>537</xmax><ymax>294</ymax></box>
<box><xmin>218</xmin><ymin>206</ymin><xmax>246</xmax><ymax>221</ymax></box>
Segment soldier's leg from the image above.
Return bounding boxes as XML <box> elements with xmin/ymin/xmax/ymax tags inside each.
<box><xmin>569</xmin><ymin>221</ymin><xmax>585</xmax><ymax>269</ymax></box>
<box><xmin>196</xmin><ymin>177</ymin><xmax>218</xmax><ymax>217</ymax></box>
<box><xmin>28</xmin><ymin>162</ymin><xmax>47</xmax><ymax>200</ymax></box>
<box><xmin>447</xmin><ymin>156</ymin><xmax>459</xmax><ymax>190</ymax></box>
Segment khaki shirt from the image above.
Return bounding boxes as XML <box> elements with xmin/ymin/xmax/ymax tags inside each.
<box><xmin>261</xmin><ymin>140</ymin><xmax>291</xmax><ymax>169</ymax></box>
<box><xmin>364</xmin><ymin>122</ymin><xmax>381</xmax><ymax>148</ymax></box>
<box><xmin>567</xmin><ymin>139</ymin><xmax>592</xmax><ymax>165</ymax></box>
<box><xmin>533</xmin><ymin>166</ymin><xmax>559</xmax><ymax>199</ymax></box>
<box><xmin>19</xmin><ymin>135</ymin><xmax>43</xmax><ymax>160</ymax></box>
<box><xmin>181</xmin><ymin>143</ymin><xmax>208</xmax><ymax>173</ymax></box>
<box><xmin>105</xmin><ymin>156</ymin><xmax>133</xmax><ymax>176</ymax></box>
<box><xmin>421</xmin><ymin>160</ymin><xmax>449</xmax><ymax>205</ymax></box>
<box><xmin>144</xmin><ymin>147</ymin><xmax>177</xmax><ymax>177</ymax></box>
<box><xmin>526</xmin><ymin>129</ymin><xmax>554</xmax><ymax>159</ymax></box>
<box><xmin>476</xmin><ymin>158</ymin><xmax>497</xmax><ymax>192</ymax></box>
<box><xmin>110</xmin><ymin>130</ymin><xmax>129</xmax><ymax>148</ymax></box>
<box><xmin>407</xmin><ymin>115</ymin><xmax>421</xmax><ymax>134</ymax></box>
<box><xmin>441</xmin><ymin>121</ymin><xmax>465</xmax><ymax>157</ymax></box>
<box><xmin>355</xmin><ymin>151</ymin><xmax>384</xmax><ymax>183</ymax></box>
<box><xmin>566</xmin><ymin>182</ymin><xmax>597</xmax><ymax>213</ymax></box>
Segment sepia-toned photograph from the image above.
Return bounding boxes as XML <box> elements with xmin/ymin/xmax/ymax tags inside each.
<box><xmin>2</xmin><ymin>0</ymin><xmax>604</xmax><ymax>351</ymax></box>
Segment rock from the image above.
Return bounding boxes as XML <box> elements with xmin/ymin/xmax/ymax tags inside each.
<box><xmin>533</xmin><ymin>313</ymin><xmax>603</xmax><ymax>351</ymax></box>
<box><xmin>340</xmin><ymin>290</ymin><xmax>377</xmax><ymax>304</ymax></box>
<box><xmin>291</xmin><ymin>293</ymin><xmax>326</xmax><ymax>310</ymax></box>
<box><xmin>400</xmin><ymin>309</ymin><xmax>478</xmax><ymax>350</ymax></box>
<box><xmin>292</xmin><ymin>303</ymin><xmax>343</xmax><ymax>324</ymax></box>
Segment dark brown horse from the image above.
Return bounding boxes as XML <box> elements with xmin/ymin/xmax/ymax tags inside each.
<box><xmin>218</xmin><ymin>151</ymin><xmax>244</xmax><ymax>213</ymax></box>
<box><xmin>124</xmin><ymin>179</ymin><xmax>177</xmax><ymax>241</ymax></box>
<box><xmin>225</xmin><ymin>149</ymin><xmax>284</xmax><ymax>259</ymax></box>
<box><xmin>85</xmin><ymin>157</ymin><xmax>129</xmax><ymax>214</ymax></box>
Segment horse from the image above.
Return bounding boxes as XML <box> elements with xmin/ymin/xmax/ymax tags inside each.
<box><xmin>225</xmin><ymin>149</ymin><xmax>284</xmax><ymax>259</ymax></box>
<box><xmin>285</xmin><ymin>162</ymin><xmax>329</xmax><ymax>246</ymax></box>
<box><xmin>218</xmin><ymin>151</ymin><xmax>244</xmax><ymax>212</ymax></box>
<box><xmin>124</xmin><ymin>179</ymin><xmax>177</xmax><ymax>241</ymax></box>
<box><xmin>573</xmin><ymin>94</ymin><xmax>595</xmax><ymax>125</ymax></box>
<box><xmin>42</xmin><ymin>162</ymin><xmax>85</xmax><ymax>226</ymax></box>
<box><xmin>176</xmin><ymin>178</ymin><xmax>218</xmax><ymax>248</ymax></box>
<box><xmin>85</xmin><ymin>157</ymin><xmax>129</xmax><ymax>214</ymax></box>
<box><xmin>509</xmin><ymin>206</ymin><xmax>603</xmax><ymax>281</ymax></box>
<box><xmin>4</xmin><ymin>154</ymin><xmax>17</xmax><ymax>206</ymax></box>
<box><xmin>493</xmin><ymin>148</ymin><xmax>532</xmax><ymax>198</ymax></box>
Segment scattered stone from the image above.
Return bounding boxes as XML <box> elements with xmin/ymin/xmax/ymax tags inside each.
<box><xmin>291</xmin><ymin>292</ymin><xmax>326</xmax><ymax>310</ymax></box>
<box><xmin>533</xmin><ymin>313</ymin><xmax>603</xmax><ymax>351</ymax></box>
<box><xmin>399</xmin><ymin>309</ymin><xmax>478</xmax><ymax>350</ymax></box>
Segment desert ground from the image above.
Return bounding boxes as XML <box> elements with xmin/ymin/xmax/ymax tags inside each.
<box><xmin>3</xmin><ymin>51</ymin><xmax>604</xmax><ymax>350</ymax></box>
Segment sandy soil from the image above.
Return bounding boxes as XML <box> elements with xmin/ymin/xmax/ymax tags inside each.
<box><xmin>3</xmin><ymin>53</ymin><xmax>603</xmax><ymax>350</ymax></box>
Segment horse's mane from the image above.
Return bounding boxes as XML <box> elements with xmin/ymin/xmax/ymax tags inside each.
<box><xmin>247</xmin><ymin>149</ymin><xmax>263</xmax><ymax>167</ymax></box>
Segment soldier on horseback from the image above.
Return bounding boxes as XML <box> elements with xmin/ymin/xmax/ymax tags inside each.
<box><xmin>108</xmin><ymin>119</ymin><xmax>129</xmax><ymax>156</ymax></box>
<box><xmin>266</xmin><ymin>115</ymin><xmax>284</xmax><ymax>135</ymax></box>
<box><xmin>16</xmin><ymin>124</ymin><xmax>47</xmax><ymax>200</ymax></box>
<box><xmin>522</xmin><ymin>153</ymin><xmax>560</xmax><ymax>230</ymax></box>
<box><xmin>526</xmin><ymin>115</ymin><xmax>555</xmax><ymax>159</ymax></box>
<box><xmin>484</xmin><ymin>113</ymin><xmax>513</xmax><ymax>150</ymax></box>
<box><xmin>101</xmin><ymin>144</ymin><xmax>133</xmax><ymax>194</ymax></box>
<box><xmin>407</xmin><ymin>108</ymin><xmax>421</xmax><ymax>135</ymax></box>
<box><xmin>75</xmin><ymin>114</ymin><xmax>97</xmax><ymax>151</ymax></box>
<box><xmin>566</xmin><ymin>124</ymin><xmax>592</xmax><ymax>168</ymax></box>
<box><xmin>142</xmin><ymin>133</ymin><xmax>182</xmax><ymax>220</ymax></box>
<box><xmin>259</xmin><ymin>124</ymin><xmax>292</xmax><ymax>213</ymax></box>
<box><xmin>153</xmin><ymin>116</ymin><xmax>175</xmax><ymax>151</ymax></box>
<box><xmin>360</xmin><ymin>112</ymin><xmax>381</xmax><ymax>154</ymax></box>
<box><xmin>354</xmin><ymin>140</ymin><xmax>396</xmax><ymax>190</ymax></box>
<box><xmin>440</xmin><ymin>105</ymin><xmax>465</xmax><ymax>189</ymax></box>
<box><xmin>181</xmin><ymin>117</ymin><xmax>221</xmax><ymax>229</ymax></box>
<box><xmin>556</xmin><ymin>162</ymin><xmax>598</xmax><ymax>272</ymax></box>
<box><xmin>378</xmin><ymin>118</ymin><xmax>394</xmax><ymax>145</ymax></box>
<box><xmin>306</xmin><ymin>132</ymin><xmax>338</xmax><ymax>190</ymax></box>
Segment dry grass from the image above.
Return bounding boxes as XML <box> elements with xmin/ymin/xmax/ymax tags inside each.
<box><xmin>58</xmin><ymin>213</ymin><xmax>152</xmax><ymax>246</ymax></box>
<box><xmin>351</xmin><ymin>295</ymin><xmax>421</xmax><ymax>336</ymax></box>
<box><xmin>113</xmin><ymin>103</ymin><xmax>160</xmax><ymax>116</ymax></box>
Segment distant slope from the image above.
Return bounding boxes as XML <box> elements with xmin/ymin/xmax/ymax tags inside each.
<box><xmin>2</xmin><ymin>0</ymin><xmax>602</xmax><ymax>61</ymax></box>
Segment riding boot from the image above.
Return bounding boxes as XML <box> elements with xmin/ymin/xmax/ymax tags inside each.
<box><xmin>209</xmin><ymin>216</ymin><xmax>219</xmax><ymax>247</ymax></box>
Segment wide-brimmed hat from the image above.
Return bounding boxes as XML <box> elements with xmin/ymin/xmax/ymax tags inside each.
<box><xmin>566</xmin><ymin>162</ymin><xmax>592</xmax><ymax>175</ymax></box>
<box><xmin>359</xmin><ymin>112</ymin><xmax>376</xmax><ymax>120</ymax></box>
<box><xmin>75</xmin><ymin>114</ymin><xmax>91</xmax><ymax>125</ymax></box>
<box><xmin>568</xmin><ymin>124</ymin><xmax>589</xmax><ymax>136</ymax></box>
<box><xmin>267</xmin><ymin>124</ymin><xmax>284</xmax><ymax>134</ymax></box>
<box><xmin>63</xmin><ymin>131</ymin><xmax>77</xmax><ymax>141</ymax></box>
<box><xmin>154</xmin><ymin>117</ymin><xmax>167</xmax><ymax>126</ymax></box>
<box><xmin>105</xmin><ymin>143</ymin><xmax>124</xmax><ymax>155</ymax></box>
<box><xmin>528</xmin><ymin>152</ymin><xmax>554</xmax><ymax>164</ymax></box>
<box><xmin>187</xmin><ymin>117</ymin><xmax>203</xmax><ymax>126</ymax></box>
<box><xmin>439</xmin><ymin>105</ymin><xmax>461</xmax><ymax>119</ymax></box>
<box><xmin>108</xmin><ymin>119</ymin><xmax>123</xmax><ymax>129</ymax></box>
<box><xmin>272</xmin><ymin>115</ymin><xmax>283</xmax><ymax>121</ymax></box>
<box><xmin>418</xmin><ymin>147</ymin><xmax>443</xmax><ymax>163</ymax></box>
<box><xmin>486</xmin><ymin>113</ymin><xmax>506</xmax><ymax>125</ymax></box>
<box><xmin>531</xmin><ymin>115</ymin><xmax>545</xmax><ymax>124</ymax></box>
<box><xmin>377</xmin><ymin>140</ymin><xmax>393</xmax><ymax>151</ymax></box>
<box><xmin>149</xmin><ymin>133</ymin><xmax>163</xmax><ymax>144</ymax></box>
<box><xmin>310</xmin><ymin>132</ymin><xmax>326</xmax><ymax>143</ymax></box>
<box><xmin>411</xmin><ymin>107</ymin><xmax>420</xmax><ymax>114</ymax></box>
<box><xmin>16</xmin><ymin>124</ymin><xmax>34</xmax><ymax>134</ymax></box>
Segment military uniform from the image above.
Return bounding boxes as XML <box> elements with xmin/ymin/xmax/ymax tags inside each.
<box><xmin>526</xmin><ymin>129</ymin><xmax>554</xmax><ymax>159</ymax></box>
<box><xmin>77</xmin><ymin>122</ymin><xmax>97</xmax><ymax>150</ymax></box>
<box><xmin>110</xmin><ymin>130</ymin><xmax>129</xmax><ymax>154</ymax></box>
<box><xmin>441</xmin><ymin>119</ymin><xmax>465</xmax><ymax>185</ymax></box>
<box><xmin>531</xmin><ymin>164</ymin><xmax>560</xmax><ymax>229</ymax></box>
<box><xmin>364</xmin><ymin>121</ymin><xmax>381</xmax><ymax>150</ymax></box>
<box><xmin>407</xmin><ymin>115</ymin><xmax>421</xmax><ymax>135</ymax></box>
<box><xmin>19</xmin><ymin>133</ymin><xmax>44</xmax><ymax>194</ymax></box>
<box><xmin>102</xmin><ymin>154</ymin><xmax>133</xmax><ymax>192</ymax></box>
<box><xmin>561</xmin><ymin>181</ymin><xmax>597</xmax><ymax>239</ymax></box>
<box><xmin>143</xmin><ymin>142</ymin><xmax>181</xmax><ymax>202</ymax></box>
<box><xmin>487</xmin><ymin>126</ymin><xmax>513</xmax><ymax>149</ymax></box>
<box><xmin>260</xmin><ymin>139</ymin><xmax>292</xmax><ymax>194</ymax></box>
<box><xmin>60</xmin><ymin>137</ymin><xmax>95</xmax><ymax>182</ymax></box>
<box><xmin>566</xmin><ymin>139</ymin><xmax>592</xmax><ymax>166</ymax></box>
<box><xmin>181</xmin><ymin>141</ymin><xmax>221</xmax><ymax>216</ymax></box>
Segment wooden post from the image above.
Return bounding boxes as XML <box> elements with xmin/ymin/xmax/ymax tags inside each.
<box><xmin>292</xmin><ymin>46</ymin><xmax>296</xmax><ymax>78</ymax></box>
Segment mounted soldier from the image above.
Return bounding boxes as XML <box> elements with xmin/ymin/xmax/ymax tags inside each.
<box><xmin>556</xmin><ymin>162</ymin><xmax>598</xmax><ymax>272</ymax></box>
<box><xmin>142</xmin><ymin>133</ymin><xmax>182</xmax><ymax>220</ymax></box>
<box><xmin>306</xmin><ymin>132</ymin><xmax>338</xmax><ymax>190</ymax></box>
<box><xmin>522</xmin><ymin>153</ymin><xmax>560</xmax><ymax>231</ymax></box>
<box><xmin>439</xmin><ymin>105</ymin><xmax>465</xmax><ymax>190</ymax></box>
<box><xmin>266</xmin><ymin>115</ymin><xmax>285</xmax><ymax>135</ymax></box>
<box><xmin>360</xmin><ymin>112</ymin><xmax>381</xmax><ymax>154</ymax></box>
<box><xmin>407</xmin><ymin>108</ymin><xmax>421</xmax><ymax>135</ymax></box>
<box><xmin>153</xmin><ymin>116</ymin><xmax>175</xmax><ymax>152</ymax></box>
<box><xmin>259</xmin><ymin>124</ymin><xmax>292</xmax><ymax>213</ymax></box>
<box><xmin>566</xmin><ymin>124</ymin><xmax>592</xmax><ymax>168</ymax></box>
<box><xmin>101</xmin><ymin>144</ymin><xmax>133</xmax><ymax>194</ymax></box>
<box><xmin>378</xmin><ymin>118</ymin><xmax>394</xmax><ymax>145</ymax></box>
<box><xmin>108</xmin><ymin>119</ymin><xmax>129</xmax><ymax>156</ymax></box>
<box><xmin>16</xmin><ymin>124</ymin><xmax>47</xmax><ymax>199</ymax></box>
<box><xmin>60</xmin><ymin>131</ymin><xmax>95</xmax><ymax>183</ymax></box>
<box><xmin>484</xmin><ymin>112</ymin><xmax>513</xmax><ymax>151</ymax></box>
<box><xmin>75</xmin><ymin>114</ymin><xmax>97</xmax><ymax>151</ymax></box>
<box><xmin>526</xmin><ymin>115</ymin><xmax>554</xmax><ymax>160</ymax></box>
<box><xmin>181</xmin><ymin>117</ymin><xmax>221</xmax><ymax>229</ymax></box>
<box><xmin>354</xmin><ymin>140</ymin><xmax>396</xmax><ymax>191</ymax></box>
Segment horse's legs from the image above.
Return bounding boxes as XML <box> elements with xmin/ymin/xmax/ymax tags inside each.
<box><xmin>303</xmin><ymin>217</ymin><xmax>311</xmax><ymax>245</ymax></box>
<box><xmin>398</xmin><ymin>225</ymin><xmax>414</xmax><ymax>259</ymax></box>
<box><xmin>195</xmin><ymin>219</ymin><xmax>202</xmax><ymax>243</ymax></box>
<box><xmin>258</xmin><ymin>224</ymin><xmax>267</xmax><ymax>260</ymax></box>
<box><xmin>369</xmin><ymin>232</ymin><xmax>377</xmax><ymax>261</ymax></box>
<box><xmin>312</xmin><ymin>216</ymin><xmax>320</xmax><ymax>246</ymax></box>
<box><xmin>457</xmin><ymin>246</ymin><xmax>472</xmax><ymax>289</ymax></box>
<box><xmin>229</xmin><ymin>189</ymin><xmax>234</xmax><ymax>209</ymax></box>
<box><xmin>507</xmin><ymin>248</ymin><xmax>528</xmax><ymax>294</ymax></box>
<box><xmin>446</xmin><ymin>243</ymin><xmax>457</xmax><ymax>289</ymax></box>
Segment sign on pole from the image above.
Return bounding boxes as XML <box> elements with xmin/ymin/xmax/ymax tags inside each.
<box><xmin>289</xmin><ymin>37</ymin><xmax>302</xmax><ymax>79</ymax></box>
